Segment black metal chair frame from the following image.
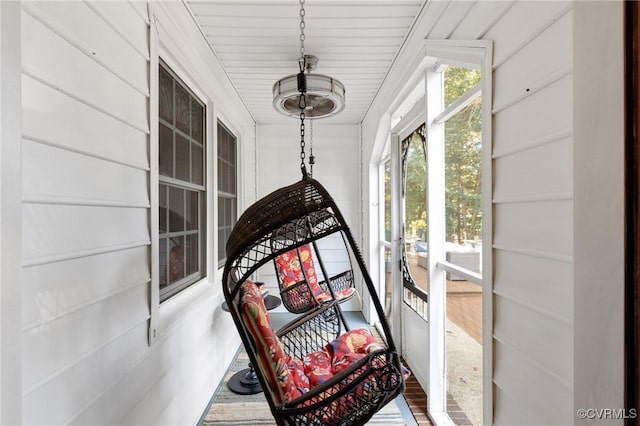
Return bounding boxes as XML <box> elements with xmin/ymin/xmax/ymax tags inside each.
<box><xmin>223</xmin><ymin>177</ymin><xmax>404</xmax><ymax>426</ymax></box>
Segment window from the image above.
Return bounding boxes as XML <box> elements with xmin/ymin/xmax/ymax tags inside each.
<box><xmin>158</xmin><ymin>61</ymin><xmax>206</xmax><ymax>302</ymax></box>
<box><xmin>217</xmin><ymin>121</ymin><xmax>237</xmax><ymax>267</ymax></box>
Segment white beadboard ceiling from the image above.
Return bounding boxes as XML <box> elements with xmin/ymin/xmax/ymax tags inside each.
<box><xmin>186</xmin><ymin>0</ymin><xmax>425</xmax><ymax>124</ymax></box>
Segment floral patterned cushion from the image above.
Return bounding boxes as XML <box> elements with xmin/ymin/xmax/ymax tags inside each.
<box><xmin>275</xmin><ymin>245</ymin><xmax>328</xmax><ymax>301</ymax></box>
<box><xmin>240</xmin><ymin>284</ymin><xmax>404</xmax><ymax>406</ymax></box>
<box><xmin>240</xmin><ymin>280</ymin><xmax>302</xmax><ymax>403</ymax></box>
<box><xmin>286</xmin><ymin>356</ymin><xmax>310</xmax><ymax>394</ymax></box>
<box><xmin>275</xmin><ymin>245</ymin><xmax>355</xmax><ymax>304</ymax></box>
<box><xmin>324</xmin><ymin>329</ymin><xmax>383</xmax><ymax>360</ymax></box>
<box><xmin>302</xmin><ymin>349</ymin><xmax>333</xmax><ymax>387</ymax></box>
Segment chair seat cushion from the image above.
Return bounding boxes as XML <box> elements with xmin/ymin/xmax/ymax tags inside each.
<box><xmin>240</xmin><ymin>281</ymin><xmax>396</xmax><ymax>405</ymax></box>
<box><xmin>240</xmin><ymin>281</ymin><xmax>302</xmax><ymax>403</ymax></box>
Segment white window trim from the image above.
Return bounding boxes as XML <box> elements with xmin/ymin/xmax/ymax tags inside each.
<box><xmin>424</xmin><ymin>39</ymin><xmax>494</xmax><ymax>426</ymax></box>
<box><xmin>148</xmin><ymin>5</ymin><xmax>219</xmax><ymax>346</ymax></box>
<box><xmin>379</xmin><ymin>39</ymin><xmax>493</xmax><ymax>426</ymax></box>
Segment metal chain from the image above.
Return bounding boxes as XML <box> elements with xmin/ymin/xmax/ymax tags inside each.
<box><xmin>299</xmin><ymin>0</ymin><xmax>306</xmax><ymax>62</ymax></box>
<box><xmin>300</xmin><ymin>110</ymin><xmax>306</xmax><ymax>175</ymax></box>
<box><xmin>298</xmin><ymin>0</ymin><xmax>308</xmax><ymax>176</ymax></box>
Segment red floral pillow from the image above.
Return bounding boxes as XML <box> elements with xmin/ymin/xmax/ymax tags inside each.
<box><xmin>302</xmin><ymin>349</ymin><xmax>333</xmax><ymax>387</ymax></box>
<box><xmin>275</xmin><ymin>245</ymin><xmax>328</xmax><ymax>301</ymax></box>
<box><xmin>286</xmin><ymin>356</ymin><xmax>310</xmax><ymax>394</ymax></box>
<box><xmin>324</xmin><ymin>329</ymin><xmax>382</xmax><ymax>361</ymax></box>
<box><xmin>240</xmin><ymin>280</ymin><xmax>302</xmax><ymax>403</ymax></box>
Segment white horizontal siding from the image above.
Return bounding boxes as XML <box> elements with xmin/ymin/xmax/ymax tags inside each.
<box><xmin>22</xmin><ymin>204</ymin><xmax>150</xmax><ymax>265</ymax></box>
<box><xmin>484</xmin><ymin>1</ymin><xmax>572</xmax><ymax>68</ymax></box>
<box><xmin>494</xmin><ymin>296</ymin><xmax>572</xmax><ymax>385</ymax></box>
<box><xmin>22</xmin><ymin>140</ymin><xmax>149</xmax><ymax>207</ymax></box>
<box><xmin>493</xmin><ymin>137</ymin><xmax>572</xmax><ymax>203</ymax></box>
<box><xmin>494</xmin><ymin>200</ymin><xmax>573</xmax><ymax>259</ymax></box>
<box><xmin>22</xmin><ymin>75</ymin><xmax>149</xmax><ymax>171</ymax></box>
<box><xmin>489</xmin><ymin>2</ymin><xmax>574</xmax><ymax>422</ymax></box>
<box><xmin>22</xmin><ymin>1</ymin><xmax>149</xmax><ymax>93</ymax></box>
<box><xmin>493</xmin><ymin>250</ymin><xmax>572</xmax><ymax>321</ymax></box>
<box><xmin>23</xmin><ymin>284</ymin><xmax>150</xmax><ymax>404</ymax></box>
<box><xmin>22</xmin><ymin>11</ymin><xmax>148</xmax><ymax>131</ymax></box>
<box><xmin>20</xmin><ymin>1</ymin><xmax>254</xmax><ymax>424</ymax></box>
<box><xmin>493</xmin><ymin>341</ymin><xmax>573</xmax><ymax>425</ymax></box>
<box><xmin>22</xmin><ymin>246</ymin><xmax>150</xmax><ymax>331</ymax></box>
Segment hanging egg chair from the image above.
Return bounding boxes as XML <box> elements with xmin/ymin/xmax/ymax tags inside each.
<box><xmin>222</xmin><ymin>176</ymin><xmax>406</xmax><ymax>426</ymax></box>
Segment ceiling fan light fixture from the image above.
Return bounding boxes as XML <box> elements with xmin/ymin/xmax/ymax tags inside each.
<box><xmin>272</xmin><ymin>71</ymin><xmax>346</xmax><ymax>119</ymax></box>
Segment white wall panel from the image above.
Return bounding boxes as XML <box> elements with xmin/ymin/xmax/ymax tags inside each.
<box><xmin>449</xmin><ymin>1</ymin><xmax>515</xmax><ymax>40</ymax></box>
<box><xmin>22</xmin><ymin>2</ymin><xmax>148</xmax><ymax>93</ymax></box>
<box><xmin>23</xmin><ymin>321</ymin><xmax>149</xmax><ymax>426</ymax></box>
<box><xmin>22</xmin><ymin>204</ymin><xmax>150</xmax><ymax>264</ymax></box>
<box><xmin>20</xmin><ymin>1</ymin><xmax>254</xmax><ymax>424</ymax></box>
<box><xmin>493</xmin><ymin>340</ymin><xmax>573</xmax><ymax>425</ymax></box>
<box><xmin>22</xmin><ymin>11</ymin><xmax>147</xmax><ymax>131</ymax></box>
<box><xmin>23</xmin><ymin>284</ymin><xmax>149</xmax><ymax>402</ymax></box>
<box><xmin>22</xmin><ymin>246</ymin><xmax>150</xmax><ymax>331</ymax></box>
<box><xmin>23</xmin><ymin>140</ymin><xmax>149</xmax><ymax>207</ymax></box>
<box><xmin>117</xmin><ymin>293</ymin><xmax>234</xmax><ymax>426</ymax></box>
<box><xmin>494</xmin><ymin>296</ymin><xmax>572</xmax><ymax>384</ymax></box>
<box><xmin>493</xmin><ymin>75</ymin><xmax>572</xmax><ymax>156</ymax></box>
<box><xmin>84</xmin><ymin>1</ymin><xmax>150</xmax><ymax>59</ymax></box>
<box><xmin>22</xmin><ymin>76</ymin><xmax>148</xmax><ymax>170</ymax></box>
<box><xmin>494</xmin><ymin>200</ymin><xmax>572</xmax><ymax>258</ymax></box>
<box><xmin>484</xmin><ymin>1</ymin><xmax>571</xmax><ymax>67</ymax></box>
<box><xmin>493</xmin><ymin>387</ymin><xmax>536</xmax><ymax>426</ymax></box>
<box><xmin>493</xmin><ymin>250</ymin><xmax>572</xmax><ymax>320</ymax></box>
<box><xmin>492</xmin><ymin>9</ymin><xmax>572</xmax><ymax>111</ymax></box>
<box><xmin>493</xmin><ymin>137</ymin><xmax>572</xmax><ymax>201</ymax></box>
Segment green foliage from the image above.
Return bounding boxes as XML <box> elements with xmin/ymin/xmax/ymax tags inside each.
<box><xmin>387</xmin><ymin>66</ymin><xmax>482</xmax><ymax>246</ymax></box>
<box><xmin>444</xmin><ymin>66</ymin><xmax>482</xmax><ymax>243</ymax></box>
<box><xmin>405</xmin><ymin>132</ymin><xmax>427</xmax><ymax>238</ymax></box>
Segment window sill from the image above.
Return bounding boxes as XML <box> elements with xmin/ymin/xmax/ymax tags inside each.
<box><xmin>154</xmin><ymin>276</ymin><xmax>222</xmax><ymax>343</ymax></box>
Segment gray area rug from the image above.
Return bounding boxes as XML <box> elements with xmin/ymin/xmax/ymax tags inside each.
<box><xmin>201</xmin><ymin>349</ymin><xmax>408</xmax><ymax>425</ymax></box>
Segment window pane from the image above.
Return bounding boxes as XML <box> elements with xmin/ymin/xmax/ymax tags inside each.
<box><xmin>169</xmin><ymin>236</ymin><xmax>185</xmax><ymax>284</ymax></box>
<box><xmin>175</xmin><ymin>134</ymin><xmax>190</xmax><ymax>181</ymax></box>
<box><xmin>186</xmin><ymin>233</ymin><xmax>198</xmax><ymax>276</ymax></box>
<box><xmin>444</xmin><ymin>66</ymin><xmax>481</xmax><ymax>109</ymax></box>
<box><xmin>192</xmin><ymin>99</ymin><xmax>204</xmax><ymax>143</ymax></box>
<box><xmin>169</xmin><ymin>186</ymin><xmax>185</xmax><ymax>233</ymax></box>
<box><xmin>444</xmin><ymin>100</ymin><xmax>482</xmax><ymax>247</ymax></box>
<box><xmin>159</xmin><ymin>67</ymin><xmax>173</xmax><ymax>123</ymax></box>
<box><xmin>192</xmin><ymin>145</ymin><xmax>203</xmax><ymax>185</ymax></box>
<box><xmin>159</xmin><ymin>237</ymin><xmax>169</xmax><ymax>288</ymax></box>
<box><xmin>217</xmin><ymin>121</ymin><xmax>236</xmax><ymax>265</ymax></box>
<box><xmin>221</xmin><ymin>161</ymin><xmax>229</xmax><ymax>194</ymax></box>
<box><xmin>218</xmin><ymin>197</ymin><xmax>226</xmax><ymax>227</ymax></box>
<box><xmin>159</xmin><ymin>184</ymin><xmax>168</xmax><ymax>234</ymax></box>
<box><xmin>175</xmin><ymin>83</ymin><xmax>190</xmax><ymax>134</ymax></box>
<box><xmin>159</xmin><ymin>123</ymin><xmax>173</xmax><ymax>177</ymax></box>
<box><xmin>186</xmin><ymin>190</ymin><xmax>198</xmax><ymax>231</ymax></box>
<box><xmin>218</xmin><ymin>229</ymin><xmax>226</xmax><ymax>263</ymax></box>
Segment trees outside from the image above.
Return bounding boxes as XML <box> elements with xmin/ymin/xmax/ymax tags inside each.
<box><xmin>444</xmin><ymin>66</ymin><xmax>482</xmax><ymax>244</ymax></box>
<box><xmin>388</xmin><ymin>65</ymin><xmax>482</xmax><ymax>247</ymax></box>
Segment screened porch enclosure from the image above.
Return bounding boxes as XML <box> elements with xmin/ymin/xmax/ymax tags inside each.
<box><xmin>1</xmin><ymin>1</ymin><xmax>626</xmax><ymax>426</ymax></box>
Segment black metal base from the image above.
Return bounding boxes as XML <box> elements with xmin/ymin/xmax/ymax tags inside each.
<box><xmin>227</xmin><ymin>365</ymin><xmax>262</xmax><ymax>395</ymax></box>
